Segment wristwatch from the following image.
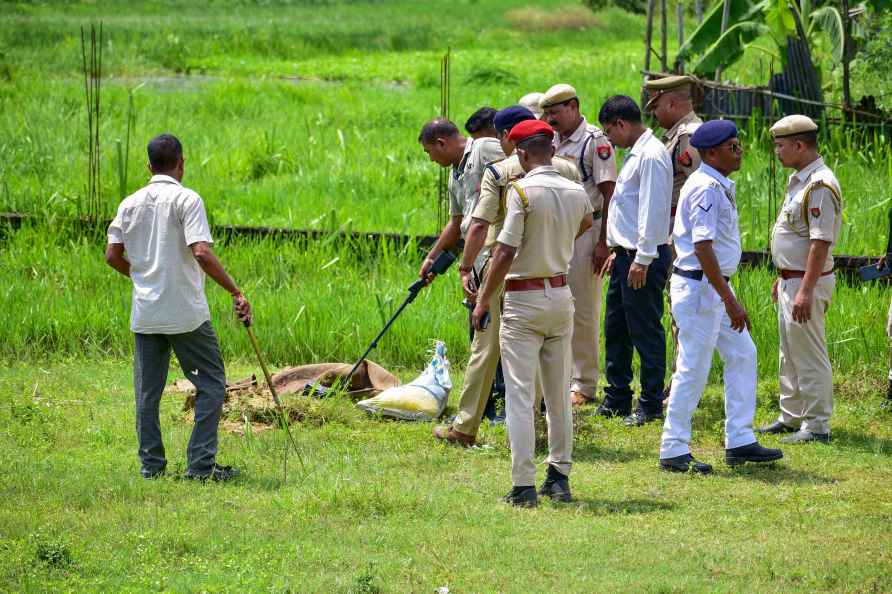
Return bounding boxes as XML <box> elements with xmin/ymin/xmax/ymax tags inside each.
<box><xmin>458</xmin><ymin>265</ymin><xmax>473</xmax><ymax>273</ymax></box>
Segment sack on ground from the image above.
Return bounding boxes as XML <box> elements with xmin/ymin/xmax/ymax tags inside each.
<box><xmin>356</xmin><ymin>341</ymin><xmax>452</xmax><ymax>421</ymax></box>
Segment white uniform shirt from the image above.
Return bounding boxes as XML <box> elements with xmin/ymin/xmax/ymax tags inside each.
<box><xmin>447</xmin><ymin>136</ymin><xmax>504</xmax><ymax>237</ymax></box>
<box><xmin>672</xmin><ymin>163</ymin><xmax>741</xmax><ymax>277</ymax></box>
<box><xmin>107</xmin><ymin>175</ymin><xmax>213</xmax><ymax>334</ymax></box>
<box><xmin>605</xmin><ymin>128</ymin><xmax>672</xmax><ymax>265</ymax></box>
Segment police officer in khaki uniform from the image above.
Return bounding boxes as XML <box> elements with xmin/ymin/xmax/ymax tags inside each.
<box><xmin>541</xmin><ymin>84</ymin><xmax>618</xmax><ymax>407</ymax></box>
<box><xmin>644</xmin><ymin>75</ymin><xmax>703</xmax><ymax>403</ymax></box>
<box><xmin>758</xmin><ymin>115</ymin><xmax>842</xmax><ymax>444</ymax></box>
<box><xmin>432</xmin><ymin>106</ymin><xmax>578</xmax><ymax>445</ymax></box>
<box><xmin>417</xmin><ymin>118</ymin><xmax>504</xmax><ymax>287</ymax></box>
<box><xmin>417</xmin><ymin>118</ymin><xmax>503</xmax><ymax>446</ymax></box>
<box><xmin>471</xmin><ymin>119</ymin><xmax>593</xmax><ymax>507</ymax></box>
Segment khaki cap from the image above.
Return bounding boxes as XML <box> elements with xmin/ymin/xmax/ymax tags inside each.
<box><xmin>770</xmin><ymin>114</ymin><xmax>818</xmax><ymax>138</ymax></box>
<box><xmin>644</xmin><ymin>75</ymin><xmax>695</xmax><ymax>111</ymax></box>
<box><xmin>540</xmin><ymin>84</ymin><xmax>577</xmax><ymax>109</ymax></box>
<box><xmin>519</xmin><ymin>92</ymin><xmax>545</xmax><ymax>118</ymax></box>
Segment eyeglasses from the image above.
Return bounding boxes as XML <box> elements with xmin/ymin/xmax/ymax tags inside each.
<box><xmin>722</xmin><ymin>141</ymin><xmax>743</xmax><ymax>154</ymax></box>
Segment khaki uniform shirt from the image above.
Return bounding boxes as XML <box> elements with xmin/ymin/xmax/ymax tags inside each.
<box><xmin>770</xmin><ymin>156</ymin><xmax>842</xmax><ymax>272</ymax></box>
<box><xmin>553</xmin><ymin>117</ymin><xmax>617</xmax><ymax>216</ymax></box>
<box><xmin>497</xmin><ymin>166</ymin><xmax>592</xmax><ymax>280</ymax></box>
<box><xmin>474</xmin><ymin>154</ymin><xmax>579</xmax><ymax>247</ymax></box>
<box><xmin>447</xmin><ymin>137</ymin><xmax>505</xmax><ymax>236</ymax></box>
<box><xmin>662</xmin><ymin>111</ymin><xmax>702</xmax><ymax>214</ymax></box>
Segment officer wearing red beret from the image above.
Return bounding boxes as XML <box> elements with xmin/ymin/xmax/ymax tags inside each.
<box><xmin>472</xmin><ymin>119</ymin><xmax>594</xmax><ymax>507</ymax></box>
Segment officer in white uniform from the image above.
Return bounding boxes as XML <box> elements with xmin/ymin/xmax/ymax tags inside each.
<box><xmin>659</xmin><ymin>120</ymin><xmax>784</xmax><ymax>473</ymax></box>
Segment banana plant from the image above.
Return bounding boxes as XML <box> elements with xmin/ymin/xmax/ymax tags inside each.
<box><xmin>675</xmin><ymin>0</ymin><xmax>885</xmax><ymax>79</ymax></box>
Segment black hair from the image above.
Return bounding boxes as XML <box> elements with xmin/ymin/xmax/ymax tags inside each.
<box><xmin>147</xmin><ymin>134</ymin><xmax>183</xmax><ymax>172</ymax></box>
<box><xmin>464</xmin><ymin>107</ymin><xmax>497</xmax><ymax>134</ymax></box>
<box><xmin>418</xmin><ymin>118</ymin><xmax>460</xmax><ymax>144</ymax></box>
<box><xmin>515</xmin><ymin>134</ymin><xmax>553</xmax><ymax>157</ymax></box>
<box><xmin>788</xmin><ymin>131</ymin><xmax>818</xmax><ymax>147</ymax></box>
<box><xmin>598</xmin><ymin>95</ymin><xmax>642</xmax><ymax>125</ymax></box>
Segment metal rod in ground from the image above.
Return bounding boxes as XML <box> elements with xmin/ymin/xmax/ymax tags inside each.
<box><xmin>245</xmin><ymin>323</ymin><xmax>305</xmax><ymax>481</ymax></box>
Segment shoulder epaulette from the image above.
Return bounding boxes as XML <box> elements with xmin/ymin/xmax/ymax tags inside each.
<box><xmin>801</xmin><ymin>180</ymin><xmax>841</xmax><ymax>221</ymax></box>
<box><xmin>510</xmin><ymin>181</ymin><xmax>530</xmax><ymax>209</ymax></box>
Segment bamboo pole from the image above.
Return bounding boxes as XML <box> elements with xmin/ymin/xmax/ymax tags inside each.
<box><xmin>644</xmin><ymin>0</ymin><xmax>656</xmax><ymax>82</ymax></box>
<box><xmin>660</xmin><ymin>0</ymin><xmax>668</xmax><ymax>72</ymax></box>
<box><xmin>841</xmin><ymin>0</ymin><xmax>852</xmax><ymax>109</ymax></box>
<box><xmin>715</xmin><ymin>0</ymin><xmax>730</xmax><ymax>81</ymax></box>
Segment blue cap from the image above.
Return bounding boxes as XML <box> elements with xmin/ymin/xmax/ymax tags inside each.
<box><xmin>690</xmin><ymin>119</ymin><xmax>738</xmax><ymax>149</ymax></box>
<box><xmin>494</xmin><ymin>105</ymin><xmax>536</xmax><ymax>134</ymax></box>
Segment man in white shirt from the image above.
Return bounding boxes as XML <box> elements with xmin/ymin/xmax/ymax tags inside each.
<box><xmin>106</xmin><ymin>134</ymin><xmax>251</xmax><ymax>482</ymax></box>
<box><xmin>659</xmin><ymin>120</ymin><xmax>783</xmax><ymax>472</ymax></box>
<box><xmin>597</xmin><ymin>95</ymin><xmax>673</xmax><ymax>426</ymax></box>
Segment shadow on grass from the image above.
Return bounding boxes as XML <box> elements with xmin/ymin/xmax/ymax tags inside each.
<box><xmin>827</xmin><ymin>428</ymin><xmax>892</xmax><ymax>457</ymax></box>
<box><xmin>719</xmin><ymin>463</ymin><xmax>838</xmax><ymax>486</ymax></box>
<box><xmin>571</xmin><ymin>443</ymin><xmax>651</xmax><ymax>464</ymax></box>
<box><xmin>565</xmin><ymin>496</ymin><xmax>676</xmax><ymax>516</ymax></box>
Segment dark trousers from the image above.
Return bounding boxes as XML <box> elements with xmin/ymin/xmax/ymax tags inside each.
<box><xmin>603</xmin><ymin>245</ymin><xmax>671</xmax><ymax>415</ymax></box>
<box><xmin>133</xmin><ymin>321</ymin><xmax>227</xmax><ymax>477</ymax></box>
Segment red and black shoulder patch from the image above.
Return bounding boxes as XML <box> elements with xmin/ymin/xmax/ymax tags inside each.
<box><xmin>677</xmin><ymin>149</ymin><xmax>693</xmax><ymax>168</ymax></box>
<box><xmin>597</xmin><ymin>144</ymin><xmax>612</xmax><ymax>161</ymax></box>
<box><xmin>810</xmin><ymin>207</ymin><xmax>821</xmax><ymax>218</ymax></box>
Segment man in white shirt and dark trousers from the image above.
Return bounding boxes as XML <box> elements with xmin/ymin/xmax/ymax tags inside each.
<box><xmin>106</xmin><ymin>134</ymin><xmax>252</xmax><ymax>482</ymax></box>
<box><xmin>596</xmin><ymin>96</ymin><xmax>673</xmax><ymax>426</ymax></box>
<box><xmin>659</xmin><ymin>120</ymin><xmax>783</xmax><ymax>472</ymax></box>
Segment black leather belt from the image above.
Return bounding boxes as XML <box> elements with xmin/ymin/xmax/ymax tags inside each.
<box><xmin>673</xmin><ymin>266</ymin><xmax>729</xmax><ymax>282</ymax></box>
<box><xmin>611</xmin><ymin>246</ymin><xmax>636</xmax><ymax>258</ymax></box>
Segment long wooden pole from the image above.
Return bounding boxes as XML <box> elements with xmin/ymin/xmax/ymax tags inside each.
<box><xmin>841</xmin><ymin>0</ymin><xmax>852</xmax><ymax>109</ymax></box>
<box><xmin>644</xmin><ymin>0</ymin><xmax>656</xmax><ymax>81</ymax></box>
<box><xmin>715</xmin><ymin>0</ymin><xmax>731</xmax><ymax>80</ymax></box>
<box><xmin>660</xmin><ymin>0</ymin><xmax>668</xmax><ymax>72</ymax></box>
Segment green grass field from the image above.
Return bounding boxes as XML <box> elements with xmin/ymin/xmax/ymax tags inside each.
<box><xmin>3</xmin><ymin>0</ymin><xmax>892</xmax><ymax>591</ymax></box>
<box><xmin>1</xmin><ymin>0</ymin><xmax>891</xmax><ymax>253</ymax></box>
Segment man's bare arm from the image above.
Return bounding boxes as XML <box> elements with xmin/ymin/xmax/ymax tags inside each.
<box><xmin>694</xmin><ymin>240</ymin><xmax>749</xmax><ymax>332</ymax></box>
<box><xmin>190</xmin><ymin>241</ymin><xmax>252</xmax><ymax>323</ymax></box>
<box><xmin>419</xmin><ymin>215</ymin><xmax>462</xmax><ymax>279</ymax></box>
<box><xmin>105</xmin><ymin>243</ymin><xmax>130</xmax><ymax>277</ymax></box>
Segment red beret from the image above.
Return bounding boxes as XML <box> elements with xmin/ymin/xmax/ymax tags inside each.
<box><xmin>507</xmin><ymin>119</ymin><xmax>554</xmax><ymax>143</ymax></box>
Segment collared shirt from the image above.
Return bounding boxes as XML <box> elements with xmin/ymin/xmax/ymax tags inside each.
<box><xmin>770</xmin><ymin>156</ymin><xmax>842</xmax><ymax>272</ymax></box>
<box><xmin>447</xmin><ymin>136</ymin><xmax>505</xmax><ymax>236</ymax></box>
<box><xmin>553</xmin><ymin>117</ymin><xmax>617</xmax><ymax>215</ymax></box>
<box><xmin>673</xmin><ymin>163</ymin><xmax>741</xmax><ymax>276</ymax></box>
<box><xmin>497</xmin><ymin>166</ymin><xmax>592</xmax><ymax>280</ymax></box>
<box><xmin>107</xmin><ymin>175</ymin><xmax>213</xmax><ymax>334</ymax></box>
<box><xmin>605</xmin><ymin>128</ymin><xmax>673</xmax><ymax>265</ymax></box>
<box><xmin>474</xmin><ymin>154</ymin><xmax>579</xmax><ymax>247</ymax></box>
<box><xmin>662</xmin><ymin>110</ymin><xmax>702</xmax><ymax>211</ymax></box>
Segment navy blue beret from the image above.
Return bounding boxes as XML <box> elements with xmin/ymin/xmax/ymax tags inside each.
<box><xmin>690</xmin><ymin>119</ymin><xmax>738</xmax><ymax>149</ymax></box>
<box><xmin>494</xmin><ymin>105</ymin><xmax>536</xmax><ymax>134</ymax></box>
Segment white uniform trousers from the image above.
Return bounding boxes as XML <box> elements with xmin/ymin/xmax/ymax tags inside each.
<box><xmin>660</xmin><ymin>275</ymin><xmax>758</xmax><ymax>459</ymax></box>
<box><xmin>777</xmin><ymin>275</ymin><xmax>834</xmax><ymax>434</ymax></box>
<box><xmin>500</xmin><ymin>285</ymin><xmax>574</xmax><ymax>486</ymax></box>
<box><xmin>567</xmin><ymin>224</ymin><xmax>603</xmax><ymax>398</ymax></box>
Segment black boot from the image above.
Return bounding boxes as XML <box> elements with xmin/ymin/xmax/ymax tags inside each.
<box><xmin>538</xmin><ymin>464</ymin><xmax>572</xmax><ymax>502</ymax></box>
<box><xmin>502</xmin><ymin>486</ymin><xmax>538</xmax><ymax>508</ymax></box>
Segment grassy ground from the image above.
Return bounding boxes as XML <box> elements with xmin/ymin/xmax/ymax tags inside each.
<box><xmin>1</xmin><ymin>0</ymin><xmax>891</xmax><ymax>253</ymax></box>
<box><xmin>2</xmin><ymin>226</ymin><xmax>890</xmax><ymax>379</ymax></box>
<box><xmin>1</xmin><ymin>360</ymin><xmax>891</xmax><ymax>592</ymax></box>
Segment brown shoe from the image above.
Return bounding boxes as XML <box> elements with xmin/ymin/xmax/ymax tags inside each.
<box><xmin>432</xmin><ymin>425</ymin><xmax>476</xmax><ymax>447</ymax></box>
<box><xmin>571</xmin><ymin>391</ymin><xmax>596</xmax><ymax>408</ymax></box>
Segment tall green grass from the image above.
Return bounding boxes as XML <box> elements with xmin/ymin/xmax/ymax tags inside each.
<box><xmin>1</xmin><ymin>0</ymin><xmax>889</xmax><ymax>253</ymax></box>
<box><xmin>1</xmin><ymin>225</ymin><xmax>889</xmax><ymax>384</ymax></box>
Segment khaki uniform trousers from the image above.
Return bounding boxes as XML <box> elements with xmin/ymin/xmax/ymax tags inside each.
<box><xmin>568</xmin><ymin>223</ymin><xmax>603</xmax><ymax>398</ymax></box>
<box><xmin>452</xmin><ymin>277</ymin><xmax>504</xmax><ymax>436</ymax></box>
<box><xmin>777</xmin><ymin>275</ymin><xmax>835</xmax><ymax>434</ymax></box>
<box><xmin>500</xmin><ymin>285</ymin><xmax>574</xmax><ymax>487</ymax></box>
